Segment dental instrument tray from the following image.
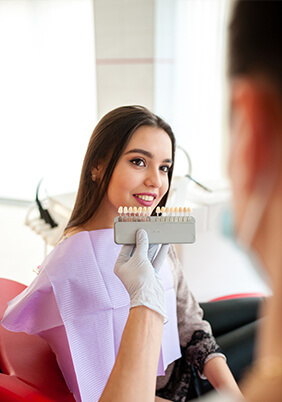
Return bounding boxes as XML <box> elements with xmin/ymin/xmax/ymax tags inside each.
<box><xmin>114</xmin><ymin>206</ymin><xmax>196</xmax><ymax>245</ymax></box>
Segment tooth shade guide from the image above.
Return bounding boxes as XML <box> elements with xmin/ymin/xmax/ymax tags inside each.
<box><xmin>179</xmin><ymin>207</ymin><xmax>183</xmax><ymax>222</ymax></box>
<box><xmin>160</xmin><ymin>207</ymin><xmax>165</xmax><ymax>222</ymax></box>
<box><xmin>114</xmin><ymin>205</ymin><xmax>196</xmax><ymax>245</ymax></box>
<box><xmin>137</xmin><ymin>207</ymin><xmax>142</xmax><ymax>221</ymax></box>
<box><xmin>156</xmin><ymin>206</ymin><xmax>161</xmax><ymax>221</ymax></box>
<box><xmin>169</xmin><ymin>207</ymin><xmax>173</xmax><ymax>222</ymax></box>
<box><xmin>164</xmin><ymin>207</ymin><xmax>169</xmax><ymax>222</ymax></box>
<box><xmin>183</xmin><ymin>207</ymin><xmax>187</xmax><ymax>221</ymax></box>
<box><xmin>187</xmin><ymin>207</ymin><xmax>192</xmax><ymax>221</ymax></box>
<box><xmin>132</xmin><ymin>206</ymin><xmax>138</xmax><ymax>221</ymax></box>
<box><xmin>118</xmin><ymin>206</ymin><xmax>123</xmax><ymax>221</ymax></box>
<box><xmin>174</xmin><ymin>207</ymin><xmax>178</xmax><ymax>222</ymax></box>
<box><xmin>115</xmin><ymin>206</ymin><xmax>193</xmax><ymax>223</ymax></box>
<box><xmin>123</xmin><ymin>207</ymin><xmax>128</xmax><ymax>219</ymax></box>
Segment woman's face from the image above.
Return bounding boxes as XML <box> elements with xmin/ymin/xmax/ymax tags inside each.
<box><xmin>100</xmin><ymin>125</ymin><xmax>173</xmax><ymax>226</ymax></box>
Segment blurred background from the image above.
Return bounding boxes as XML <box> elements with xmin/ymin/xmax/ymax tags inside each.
<box><xmin>0</xmin><ymin>0</ymin><xmax>270</xmax><ymax>300</ymax></box>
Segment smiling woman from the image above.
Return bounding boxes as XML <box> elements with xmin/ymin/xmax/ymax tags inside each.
<box><xmin>64</xmin><ymin>105</ymin><xmax>176</xmax><ymax>233</ymax></box>
<box><xmin>84</xmin><ymin>125</ymin><xmax>173</xmax><ymax>230</ymax></box>
<box><xmin>2</xmin><ymin>106</ymin><xmax>241</xmax><ymax>402</ymax></box>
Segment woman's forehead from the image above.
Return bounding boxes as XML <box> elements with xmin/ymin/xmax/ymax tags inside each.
<box><xmin>124</xmin><ymin>126</ymin><xmax>172</xmax><ymax>156</ymax></box>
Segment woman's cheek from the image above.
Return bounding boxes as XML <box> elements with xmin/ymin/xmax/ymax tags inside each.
<box><xmin>157</xmin><ymin>182</ymin><xmax>168</xmax><ymax>203</ymax></box>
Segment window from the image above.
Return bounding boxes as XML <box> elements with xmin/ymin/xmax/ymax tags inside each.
<box><xmin>156</xmin><ymin>0</ymin><xmax>232</xmax><ymax>182</ymax></box>
<box><xmin>0</xmin><ymin>0</ymin><xmax>97</xmax><ymax>200</ymax></box>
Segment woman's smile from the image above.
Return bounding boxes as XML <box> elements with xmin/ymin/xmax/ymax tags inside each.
<box><xmin>133</xmin><ymin>192</ymin><xmax>157</xmax><ymax>206</ymax></box>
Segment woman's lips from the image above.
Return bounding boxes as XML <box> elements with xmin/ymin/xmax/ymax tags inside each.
<box><xmin>133</xmin><ymin>193</ymin><xmax>156</xmax><ymax>207</ymax></box>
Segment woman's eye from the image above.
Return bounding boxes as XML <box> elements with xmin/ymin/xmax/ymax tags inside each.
<box><xmin>160</xmin><ymin>165</ymin><xmax>170</xmax><ymax>173</ymax></box>
<box><xmin>130</xmin><ymin>158</ymin><xmax>146</xmax><ymax>167</ymax></box>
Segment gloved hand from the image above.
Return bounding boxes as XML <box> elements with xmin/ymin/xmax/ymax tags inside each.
<box><xmin>114</xmin><ymin>229</ymin><xmax>169</xmax><ymax>322</ymax></box>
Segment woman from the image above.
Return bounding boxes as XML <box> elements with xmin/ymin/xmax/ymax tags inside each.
<box><xmin>2</xmin><ymin>106</ymin><xmax>240</xmax><ymax>401</ymax></box>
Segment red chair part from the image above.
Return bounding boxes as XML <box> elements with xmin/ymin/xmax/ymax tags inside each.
<box><xmin>0</xmin><ymin>278</ymin><xmax>74</xmax><ymax>401</ymax></box>
<box><xmin>210</xmin><ymin>292</ymin><xmax>266</xmax><ymax>302</ymax></box>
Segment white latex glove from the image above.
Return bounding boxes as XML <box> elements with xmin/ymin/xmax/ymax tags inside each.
<box><xmin>114</xmin><ymin>229</ymin><xmax>169</xmax><ymax>322</ymax></box>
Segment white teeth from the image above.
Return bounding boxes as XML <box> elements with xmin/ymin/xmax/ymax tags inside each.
<box><xmin>135</xmin><ymin>195</ymin><xmax>154</xmax><ymax>201</ymax></box>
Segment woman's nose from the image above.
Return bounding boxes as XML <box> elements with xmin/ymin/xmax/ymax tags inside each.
<box><xmin>144</xmin><ymin>168</ymin><xmax>162</xmax><ymax>188</ymax></box>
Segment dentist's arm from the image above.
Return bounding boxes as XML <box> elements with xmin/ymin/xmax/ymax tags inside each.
<box><xmin>100</xmin><ymin>306</ymin><xmax>164</xmax><ymax>402</ymax></box>
<box><xmin>99</xmin><ymin>229</ymin><xmax>170</xmax><ymax>402</ymax></box>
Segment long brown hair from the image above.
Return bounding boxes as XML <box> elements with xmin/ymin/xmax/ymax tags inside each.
<box><xmin>66</xmin><ymin>105</ymin><xmax>176</xmax><ymax>230</ymax></box>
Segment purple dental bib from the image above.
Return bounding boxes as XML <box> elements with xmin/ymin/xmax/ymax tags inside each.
<box><xmin>2</xmin><ymin>229</ymin><xmax>181</xmax><ymax>402</ymax></box>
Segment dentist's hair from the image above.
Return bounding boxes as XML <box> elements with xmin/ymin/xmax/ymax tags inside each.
<box><xmin>228</xmin><ymin>0</ymin><xmax>282</xmax><ymax>98</ymax></box>
<box><xmin>66</xmin><ymin>105</ymin><xmax>175</xmax><ymax>230</ymax></box>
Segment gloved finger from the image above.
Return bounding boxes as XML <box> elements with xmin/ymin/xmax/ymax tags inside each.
<box><xmin>135</xmin><ymin>229</ymin><xmax>149</xmax><ymax>257</ymax></box>
<box><xmin>152</xmin><ymin>244</ymin><xmax>169</xmax><ymax>271</ymax></box>
<box><xmin>116</xmin><ymin>244</ymin><xmax>134</xmax><ymax>264</ymax></box>
<box><xmin>148</xmin><ymin>243</ymin><xmax>159</xmax><ymax>262</ymax></box>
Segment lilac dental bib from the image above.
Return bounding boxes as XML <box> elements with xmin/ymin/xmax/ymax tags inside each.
<box><xmin>2</xmin><ymin>229</ymin><xmax>181</xmax><ymax>402</ymax></box>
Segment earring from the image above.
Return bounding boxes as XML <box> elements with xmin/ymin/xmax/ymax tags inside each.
<box><xmin>91</xmin><ymin>166</ymin><xmax>100</xmax><ymax>182</ymax></box>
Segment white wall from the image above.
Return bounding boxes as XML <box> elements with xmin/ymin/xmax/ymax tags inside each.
<box><xmin>0</xmin><ymin>0</ymin><xmax>97</xmax><ymax>201</ymax></box>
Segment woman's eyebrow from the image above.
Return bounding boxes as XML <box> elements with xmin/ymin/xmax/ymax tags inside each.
<box><xmin>124</xmin><ymin>148</ymin><xmax>172</xmax><ymax>164</ymax></box>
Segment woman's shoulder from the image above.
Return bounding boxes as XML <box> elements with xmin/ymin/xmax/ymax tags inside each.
<box><xmin>58</xmin><ymin>226</ymin><xmax>84</xmax><ymax>245</ymax></box>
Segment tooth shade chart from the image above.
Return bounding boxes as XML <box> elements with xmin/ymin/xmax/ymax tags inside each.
<box><xmin>117</xmin><ymin>206</ymin><xmax>192</xmax><ymax>222</ymax></box>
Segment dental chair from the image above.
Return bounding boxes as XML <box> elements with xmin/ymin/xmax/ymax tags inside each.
<box><xmin>0</xmin><ymin>278</ymin><xmax>74</xmax><ymax>401</ymax></box>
